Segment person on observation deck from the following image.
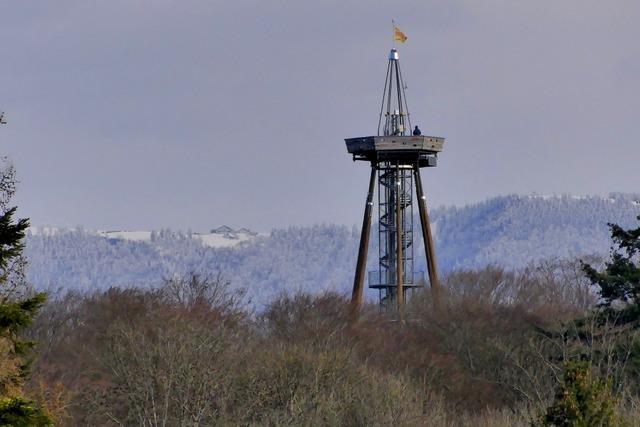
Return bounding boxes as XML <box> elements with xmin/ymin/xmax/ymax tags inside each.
<box><xmin>412</xmin><ymin>125</ymin><xmax>422</xmax><ymax>136</ymax></box>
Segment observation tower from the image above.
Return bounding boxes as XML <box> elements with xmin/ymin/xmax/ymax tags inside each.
<box><xmin>346</xmin><ymin>48</ymin><xmax>444</xmax><ymax>317</ymax></box>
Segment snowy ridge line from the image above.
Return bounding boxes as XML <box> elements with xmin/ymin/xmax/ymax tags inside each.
<box><xmin>27</xmin><ymin>226</ymin><xmax>263</xmax><ymax>249</ymax></box>
<box><xmin>525</xmin><ymin>193</ymin><xmax>640</xmax><ymax>204</ymax></box>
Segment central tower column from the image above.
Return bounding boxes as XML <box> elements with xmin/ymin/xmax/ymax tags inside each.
<box><xmin>374</xmin><ymin>49</ymin><xmax>414</xmax><ymax>310</ymax></box>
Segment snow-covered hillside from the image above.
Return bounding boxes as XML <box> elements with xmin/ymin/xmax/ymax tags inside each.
<box><xmin>431</xmin><ymin>193</ymin><xmax>640</xmax><ymax>270</ymax></box>
<box><xmin>24</xmin><ymin>193</ymin><xmax>640</xmax><ymax>306</ymax></box>
<box><xmin>28</xmin><ymin>226</ymin><xmax>261</xmax><ymax>248</ymax></box>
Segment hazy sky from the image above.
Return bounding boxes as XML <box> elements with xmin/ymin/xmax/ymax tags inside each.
<box><xmin>1</xmin><ymin>1</ymin><xmax>639</xmax><ymax>231</ymax></box>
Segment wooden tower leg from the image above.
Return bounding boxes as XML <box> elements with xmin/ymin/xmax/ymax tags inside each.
<box><xmin>395</xmin><ymin>163</ymin><xmax>404</xmax><ymax>321</ymax></box>
<box><xmin>351</xmin><ymin>163</ymin><xmax>377</xmax><ymax>318</ymax></box>
<box><xmin>413</xmin><ymin>164</ymin><xmax>442</xmax><ymax>298</ymax></box>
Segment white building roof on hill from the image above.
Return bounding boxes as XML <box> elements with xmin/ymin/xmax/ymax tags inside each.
<box><xmin>211</xmin><ymin>225</ymin><xmax>235</xmax><ymax>234</ymax></box>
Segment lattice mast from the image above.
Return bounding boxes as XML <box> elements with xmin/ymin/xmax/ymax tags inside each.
<box><xmin>378</xmin><ymin>49</ymin><xmax>411</xmax><ymax>137</ymax></box>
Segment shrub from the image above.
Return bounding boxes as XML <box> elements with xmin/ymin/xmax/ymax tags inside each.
<box><xmin>538</xmin><ymin>360</ymin><xmax>618</xmax><ymax>427</ymax></box>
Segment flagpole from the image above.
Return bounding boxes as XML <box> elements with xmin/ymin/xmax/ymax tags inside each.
<box><xmin>392</xmin><ymin>19</ymin><xmax>395</xmax><ymax>49</ymax></box>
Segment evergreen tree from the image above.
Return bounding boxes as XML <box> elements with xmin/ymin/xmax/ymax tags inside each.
<box><xmin>538</xmin><ymin>361</ymin><xmax>618</xmax><ymax>427</ymax></box>
<box><xmin>583</xmin><ymin>216</ymin><xmax>640</xmax><ymax>322</ymax></box>
<box><xmin>0</xmin><ymin>160</ymin><xmax>50</xmax><ymax>425</ymax></box>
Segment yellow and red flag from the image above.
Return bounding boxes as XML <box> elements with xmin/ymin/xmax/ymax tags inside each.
<box><xmin>394</xmin><ymin>26</ymin><xmax>407</xmax><ymax>43</ymax></box>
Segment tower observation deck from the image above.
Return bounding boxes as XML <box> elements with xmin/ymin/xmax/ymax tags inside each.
<box><xmin>346</xmin><ymin>48</ymin><xmax>444</xmax><ymax>316</ymax></box>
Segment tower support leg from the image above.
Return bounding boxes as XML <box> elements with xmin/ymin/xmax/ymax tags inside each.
<box><xmin>351</xmin><ymin>163</ymin><xmax>377</xmax><ymax>317</ymax></box>
<box><xmin>395</xmin><ymin>163</ymin><xmax>404</xmax><ymax>321</ymax></box>
<box><xmin>413</xmin><ymin>165</ymin><xmax>442</xmax><ymax>296</ymax></box>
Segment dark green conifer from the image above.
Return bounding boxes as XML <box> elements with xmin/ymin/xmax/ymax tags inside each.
<box><xmin>583</xmin><ymin>216</ymin><xmax>640</xmax><ymax>322</ymax></box>
<box><xmin>0</xmin><ymin>166</ymin><xmax>50</xmax><ymax>425</ymax></box>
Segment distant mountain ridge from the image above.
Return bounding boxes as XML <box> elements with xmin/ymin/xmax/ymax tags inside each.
<box><xmin>24</xmin><ymin>193</ymin><xmax>640</xmax><ymax>306</ymax></box>
<box><xmin>431</xmin><ymin>193</ymin><xmax>640</xmax><ymax>270</ymax></box>
<box><xmin>28</xmin><ymin>226</ymin><xmax>262</xmax><ymax>248</ymax></box>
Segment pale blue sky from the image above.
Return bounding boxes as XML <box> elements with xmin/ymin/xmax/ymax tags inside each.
<box><xmin>1</xmin><ymin>1</ymin><xmax>639</xmax><ymax>231</ymax></box>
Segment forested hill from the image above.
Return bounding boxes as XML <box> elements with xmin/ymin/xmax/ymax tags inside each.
<box><xmin>25</xmin><ymin>193</ymin><xmax>640</xmax><ymax>307</ymax></box>
<box><xmin>431</xmin><ymin>193</ymin><xmax>640</xmax><ymax>270</ymax></box>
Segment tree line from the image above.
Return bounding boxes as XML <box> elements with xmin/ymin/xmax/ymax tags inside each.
<box><xmin>3</xmin><ymin>156</ymin><xmax>640</xmax><ymax>425</ymax></box>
